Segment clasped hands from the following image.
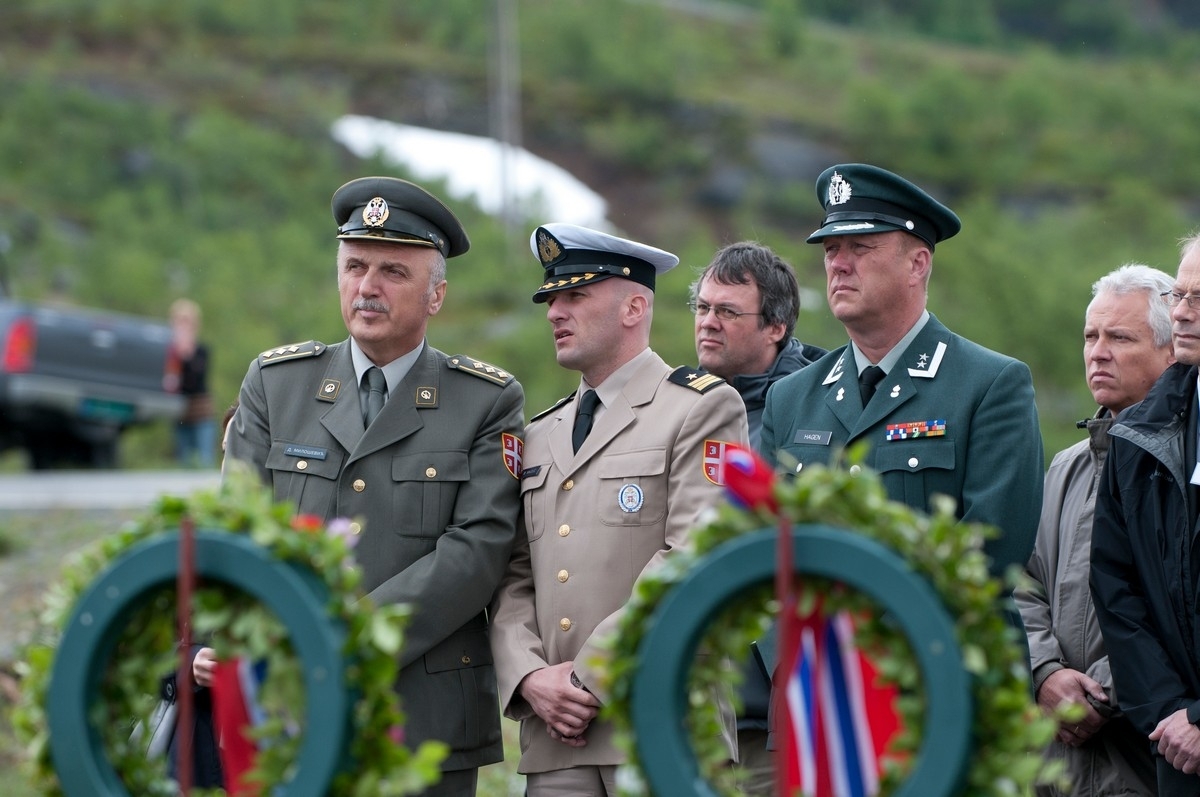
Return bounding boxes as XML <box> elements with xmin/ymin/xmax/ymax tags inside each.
<box><xmin>518</xmin><ymin>661</ymin><xmax>602</xmax><ymax>748</ymax></box>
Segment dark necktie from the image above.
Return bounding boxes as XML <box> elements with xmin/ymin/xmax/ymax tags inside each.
<box><xmin>363</xmin><ymin>366</ymin><xmax>387</xmax><ymax>427</ymax></box>
<box><xmin>859</xmin><ymin>365</ymin><xmax>885</xmax><ymax>406</ymax></box>
<box><xmin>572</xmin><ymin>390</ymin><xmax>601</xmax><ymax>453</ymax></box>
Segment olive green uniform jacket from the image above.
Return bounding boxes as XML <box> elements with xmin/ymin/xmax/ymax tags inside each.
<box><xmin>489</xmin><ymin>349</ymin><xmax>749</xmax><ymax>774</ymax></box>
<box><xmin>224</xmin><ymin>339</ymin><xmax>524</xmax><ymax>772</ymax></box>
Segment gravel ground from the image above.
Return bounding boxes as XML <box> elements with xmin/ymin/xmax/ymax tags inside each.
<box><xmin>0</xmin><ymin>508</ymin><xmax>138</xmax><ymax>662</ymax></box>
<box><xmin>0</xmin><ymin>508</ymin><xmax>139</xmax><ymax>795</ymax></box>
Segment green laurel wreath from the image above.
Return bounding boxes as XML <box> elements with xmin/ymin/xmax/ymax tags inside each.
<box><xmin>600</xmin><ymin>444</ymin><xmax>1057</xmax><ymax>796</ymax></box>
<box><xmin>12</xmin><ymin>469</ymin><xmax>447</xmax><ymax>796</ymax></box>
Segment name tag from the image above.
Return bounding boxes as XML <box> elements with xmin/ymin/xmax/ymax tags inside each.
<box><xmin>284</xmin><ymin>445</ymin><xmax>328</xmax><ymax>460</ymax></box>
<box><xmin>793</xmin><ymin>430</ymin><xmax>832</xmax><ymax>446</ymax></box>
<box><xmin>521</xmin><ymin>466</ymin><xmax>542</xmax><ymax>478</ymax></box>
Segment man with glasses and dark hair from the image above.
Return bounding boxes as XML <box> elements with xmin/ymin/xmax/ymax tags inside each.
<box><xmin>690</xmin><ymin>241</ymin><xmax>826</xmax><ymax>449</ymax></box>
<box><xmin>689</xmin><ymin>241</ymin><xmax>825</xmax><ymax>795</ymax></box>
<box><xmin>1093</xmin><ymin>233</ymin><xmax>1200</xmax><ymax>795</ymax></box>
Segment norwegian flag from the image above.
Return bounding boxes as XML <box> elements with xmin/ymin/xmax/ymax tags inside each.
<box><xmin>779</xmin><ymin>606</ymin><xmax>899</xmax><ymax>797</ymax></box>
<box><xmin>211</xmin><ymin>657</ymin><xmax>267</xmax><ymax>796</ymax></box>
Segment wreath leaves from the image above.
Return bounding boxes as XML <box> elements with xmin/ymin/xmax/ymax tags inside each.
<box><xmin>13</xmin><ymin>469</ymin><xmax>447</xmax><ymax>796</ymax></box>
<box><xmin>601</xmin><ymin>445</ymin><xmax>1056</xmax><ymax>796</ymax></box>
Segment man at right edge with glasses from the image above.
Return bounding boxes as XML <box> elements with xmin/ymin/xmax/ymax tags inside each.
<box><xmin>1093</xmin><ymin>232</ymin><xmax>1200</xmax><ymax>795</ymax></box>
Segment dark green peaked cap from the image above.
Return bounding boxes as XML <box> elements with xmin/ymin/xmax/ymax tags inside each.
<box><xmin>806</xmin><ymin>163</ymin><xmax>961</xmax><ymax>250</ymax></box>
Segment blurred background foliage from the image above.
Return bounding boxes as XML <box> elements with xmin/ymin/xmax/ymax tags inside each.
<box><xmin>2</xmin><ymin>0</ymin><xmax>1199</xmax><ymax>462</ymax></box>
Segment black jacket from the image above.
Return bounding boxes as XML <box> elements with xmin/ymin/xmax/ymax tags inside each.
<box><xmin>725</xmin><ymin>337</ymin><xmax>826</xmax><ymax>452</ymax></box>
<box><xmin>1092</xmin><ymin>361</ymin><xmax>1200</xmax><ymax>737</ymax></box>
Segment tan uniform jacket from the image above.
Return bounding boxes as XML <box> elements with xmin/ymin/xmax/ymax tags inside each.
<box><xmin>224</xmin><ymin>339</ymin><xmax>524</xmax><ymax>771</ymax></box>
<box><xmin>489</xmin><ymin>350</ymin><xmax>749</xmax><ymax>774</ymax></box>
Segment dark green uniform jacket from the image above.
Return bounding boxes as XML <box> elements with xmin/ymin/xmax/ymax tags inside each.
<box><xmin>760</xmin><ymin>313</ymin><xmax>1043</xmax><ymax>575</ymax></box>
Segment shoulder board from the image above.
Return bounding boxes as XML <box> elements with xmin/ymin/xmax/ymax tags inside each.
<box><xmin>259</xmin><ymin>341</ymin><xmax>326</xmax><ymax>366</ymax></box>
<box><xmin>530</xmin><ymin>392</ymin><xmax>575</xmax><ymax>423</ymax></box>
<box><xmin>668</xmin><ymin>366</ymin><xmax>726</xmax><ymax>394</ymax></box>
<box><xmin>448</xmin><ymin>355</ymin><xmax>515</xmax><ymax>386</ymax></box>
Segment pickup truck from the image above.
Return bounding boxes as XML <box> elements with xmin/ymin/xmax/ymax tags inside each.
<box><xmin>0</xmin><ymin>290</ymin><xmax>184</xmax><ymax>469</ymax></box>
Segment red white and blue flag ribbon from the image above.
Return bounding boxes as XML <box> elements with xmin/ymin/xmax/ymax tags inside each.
<box><xmin>780</xmin><ymin>607</ymin><xmax>898</xmax><ymax>797</ymax></box>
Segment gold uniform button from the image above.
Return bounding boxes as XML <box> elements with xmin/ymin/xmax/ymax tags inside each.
<box><xmin>559</xmin><ymin>618</ymin><xmax>572</xmax><ymax>631</ymax></box>
<box><xmin>562</xmin><ymin>479</ymin><xmax>574</xmax><ymax>491</ymax></box>
<box><xmin>461</xmin><ymin>655</ymin><xmax>471</xmax><ymax>665</ymax></box>
<box><xmin>558</xmin><ymin>524</ymin><xmax>570</xmax><ymax>537</ymax></box>
<box><xmin>296</xmin><ymin>460</ymin><xmax>308</xmax><ymax>471</ymax></box>
<box><xmin>353</xmin><ymin>479</ymin><xmax>366</xmax><ymax>492</ymax></box>
<box><xmin>348</xmin><ymin>521</ymin><xmax>362</xmax><ymax>536</ymax></box>
<box><xmin>426</xmin><ymin>467</ymin><xmax>437</xmax><ymax>478</ymax></box>
<box><xmin>557</xmin><ymin>569</ymin><xmax>569</xmax><ymax>583</ymax></box>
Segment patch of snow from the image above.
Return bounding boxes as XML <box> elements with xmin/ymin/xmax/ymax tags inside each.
<box><xmin>331</xmin><ymin>115</ymin><xmax>610</xmax><ymax>230</ymax></box>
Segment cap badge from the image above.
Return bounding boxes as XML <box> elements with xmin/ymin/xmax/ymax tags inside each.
<box><xmin>827</xmin><ymin>171</ymin><xmax>852</xmax><ymax>206</ymax></box>
<box><xmin>362</xmin><ymin>196</ymin><xmax>390</xmax><ymax>228</ymax></box>
<box><xmin>536</xmin><ymin>228</ymin><xmax>563</xmax><ymax>265</ymax></box>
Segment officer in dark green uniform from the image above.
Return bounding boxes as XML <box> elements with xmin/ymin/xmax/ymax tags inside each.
<box><xmin>224</xmin><ymin>176</ymin><xmax>525</xmax><ymax>797</ymax></box>
<box><xmin>761</xmin><ymin>163</ymin><xmax>1042</xmax><ymax>576</ymax></box>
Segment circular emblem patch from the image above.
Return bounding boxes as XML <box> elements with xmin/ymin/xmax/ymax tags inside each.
<box><xmin>618</xmin><ymin>484</ymin><xmax>644</xmax><ymax>513</ymax></box>
<box><xmin>363</xmin><ymin>196</ymin><xmax>390</xmax><ymax>228</ymax></box>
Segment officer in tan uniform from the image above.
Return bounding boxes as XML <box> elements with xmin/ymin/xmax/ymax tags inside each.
<box><xmin>489</xmin><ymin>223</ymin><xmax>749</xmax><ymax>796</ymax></box>
<box><xmin>223</xmin><ymin>176</ymin><xmax>524</xmax><ymax>797</ymax></box>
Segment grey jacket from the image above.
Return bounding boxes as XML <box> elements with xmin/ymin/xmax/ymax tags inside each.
<box><xmin>1016</xmin><ymin>412</ymin><xmax>1155</xmax><ymax>797</ymax></box>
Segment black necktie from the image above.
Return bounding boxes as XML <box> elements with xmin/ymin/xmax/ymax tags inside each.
<box><xmin>859</xmin><ymin>365</ymin><xmax>885</xmax><ymax>406</ymax></box>
<box><xmin>363</xmin><ymin>366</ymin><xmax>387</xmax><ymax>427</ymax></box>
<box><xmin>572</xmin><ymin>390</ymin><xmax>601</xmax><ymax>453</ymax></box>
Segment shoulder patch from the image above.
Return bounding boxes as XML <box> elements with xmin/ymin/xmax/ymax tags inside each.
<box><xmin>530</xmin><ymin>392</ymin><xmax>575</xmax><ymax>423</ymax></box>
<box><xmin>448</xmin><ymin>355</ymin><xmax>515</xmax><ymax>386</ymax></box>
<box><xmin>669</xmin><ymin>366</ymin><xmax>726</xmax><ymax>394</ymax></box>
<box><xmin>259</xmin><ymin>340</ymin><xmax>326</xmax><ymax>366</ymax></box>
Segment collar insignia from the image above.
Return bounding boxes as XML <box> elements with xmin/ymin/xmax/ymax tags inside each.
<box><xmin>822</xmin><ymin>352</ymin><xmax>846</xmax><ymax>385</ymax></box>
<box><xmin>415</xmin><ymin>386</ymin><xmax>437</xmax><ymax>406</ymax></box>
<box><xmin>317</xmin><ymin>378</ymin><xmax>341</xmax><ymax>402</ymax></box>
<box><xmin>907</xmin><ymin>341</ymin><xmax>947</xmax><ymax>379</ymax></box>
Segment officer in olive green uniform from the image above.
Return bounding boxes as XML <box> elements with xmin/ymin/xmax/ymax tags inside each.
<box><xmin>224</xmin><ymin>177</ymin><xmax>524</xmax><ymax>797</ymax></box>
<box><xmin>489</xmin><ymin>223</ymin><xmax>748</xmax><ymax>796</ymax></box>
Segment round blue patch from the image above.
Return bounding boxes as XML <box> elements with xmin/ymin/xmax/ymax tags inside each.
<box><xmin>618</xmin><ymin>484</ymin><xmax>644</xmax><ymax>513</ymax></box>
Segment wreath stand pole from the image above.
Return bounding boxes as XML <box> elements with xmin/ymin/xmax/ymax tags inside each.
<box><xmin>176</xmin><ymin>515</ymin><xmax>195</xmax><ymax>795</ymax></box>
<box><xmin>772</xmin><ymin>513</ymin><xmax>795</xmax><ymax>797</ymax></box>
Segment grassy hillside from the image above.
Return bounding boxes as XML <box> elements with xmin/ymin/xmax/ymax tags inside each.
<box><xmin>2</xmin><ymin>0</ymin><xmax>1199</xmax><ymax>459</ymax></box>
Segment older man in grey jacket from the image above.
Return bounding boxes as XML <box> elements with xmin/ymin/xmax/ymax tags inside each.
<box><xmin>1016</xmin><ymin>263</ymin><xmax>1174</xmax><ymax>797</ymax></box>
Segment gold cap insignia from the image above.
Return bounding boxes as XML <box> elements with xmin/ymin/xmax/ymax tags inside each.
<box><xmin>363</xmin><ymin>196</ymin><xmax>390</xmax><ymax>228</ymax></box>
<box><xmin>536</xmin><ymin>228</ymin><xmax>563</xmax><ymax>265</ymax></box>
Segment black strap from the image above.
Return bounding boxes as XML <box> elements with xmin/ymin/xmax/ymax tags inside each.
<box><xmin>858</xmin><ymin>365</ymin><xmax>885</xmax><ymax>406</ymax></box>
<box><xmin>572</xmin><ymin>390</ymin><xmax>601</xmax><ymax>453</ymax></box>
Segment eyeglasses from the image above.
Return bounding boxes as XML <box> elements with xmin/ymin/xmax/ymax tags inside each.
<box><xmin>1161</xmin><ymin>290</ymin><xmax>1200</xmax><ymax>310</ymax></box>
<box><xmin>688</xmin><ymin>301</ymin><xmax>763</xmax><ymax>322</ymax></box>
